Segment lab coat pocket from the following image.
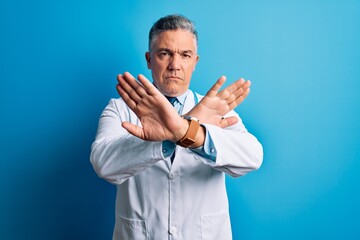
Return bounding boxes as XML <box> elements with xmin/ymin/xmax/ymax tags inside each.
<box><xmin>113</xmin><ymin>216</ymin><xmax>148</xmax><ymax>240</ymax></box>
<box><xmin>200</xmin><ymin>211</ymin><xmax>232</xmax><ymax>240</ymax></box>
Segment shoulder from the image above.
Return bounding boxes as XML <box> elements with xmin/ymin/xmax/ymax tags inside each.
<box><xmin>101</xmin><ymin>97</ymin><xmax>132</xmax><ymax>118</ymax></box>
<box><xmin>106</xmin><ymin>97</ymin><xmax>128</xmax><ymax>110</ymax></box>
<box><xmin>191</xmin><ymin>90</ymin><xmax>204</xmax><ymax>102</ymax></box>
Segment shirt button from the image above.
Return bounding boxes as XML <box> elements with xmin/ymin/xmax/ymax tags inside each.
<box><xmin>169</xmin><ymin>226</ymin><xmax>177</xmax><ymax>235</ymax></box>
<box><xmin>210</xmin><ymin>148</ymin><xmax>215</xmax><ymax>153</ymax></box>
<box><xmin>162</xmin><ymin>148</ymin><xmax>167</xmax><ymax>153</ymax></box>
<box><xmin>168</xmin><ymin>173</ymin><xmax>176</xmax><ymax>179</ymax></box>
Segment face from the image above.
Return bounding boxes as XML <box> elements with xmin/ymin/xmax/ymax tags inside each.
<box><xmin>145</xmin><ymin>29</ymin><xmax>199</xmax><ymax>97</ymax></box>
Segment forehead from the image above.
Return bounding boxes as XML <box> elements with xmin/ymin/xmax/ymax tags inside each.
<box><xmin>151</xmin><ymin>29</ymin><xmax>197</xmax><ymax>52</ymax></box>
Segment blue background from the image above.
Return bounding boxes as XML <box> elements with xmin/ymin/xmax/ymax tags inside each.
<box><xmin>1</xmin><ymin>0</ymin><xmax>359</xmax><ymax>239</ymax></box>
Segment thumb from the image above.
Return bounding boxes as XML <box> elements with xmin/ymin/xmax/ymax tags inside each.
<box><xmin>122</xmin><ymin>122</ymin><xmax>145</xmax><ymax>139</ymax></box>
<box><xmin>219</xmin><ymin>116</ymin><xmax>238</xmax><ymax>128</ymax></box>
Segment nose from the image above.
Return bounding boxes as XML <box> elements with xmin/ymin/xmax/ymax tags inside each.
<box><xmin>168</xmin><ymin>53</ymin><xmax>181</xmax><ymax>71</ymax></box>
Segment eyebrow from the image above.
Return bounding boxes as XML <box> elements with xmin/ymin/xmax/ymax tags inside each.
<box><xmin>157</xmin><ymin>48</ymin><xmax>194</xmax><ymax>55</ymax></box>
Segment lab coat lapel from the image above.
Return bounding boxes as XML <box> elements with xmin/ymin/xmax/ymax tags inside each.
<box><xmin>182</xmin><ymin>90</ymin><xmax>196</xmax><ymax>115</ymax></box>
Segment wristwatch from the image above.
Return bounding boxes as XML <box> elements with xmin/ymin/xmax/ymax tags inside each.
<box><xmin>176</xmin><ymin>116</ymin><xmax>200</xmax><ymax>148</ymax></box>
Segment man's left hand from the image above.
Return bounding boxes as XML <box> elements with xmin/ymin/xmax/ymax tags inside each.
<box><xmin>185</xmin><ymin>76</ymin><xmax>251</xmax><ymax>128</ymax></box>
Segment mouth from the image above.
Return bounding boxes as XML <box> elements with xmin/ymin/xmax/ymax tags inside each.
<box><xmin>166</xmin><ymin>76</ymin><xmax>182</xmax><ymax>81</ymax></box>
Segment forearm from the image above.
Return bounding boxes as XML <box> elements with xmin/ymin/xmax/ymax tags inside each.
<box><xmin>91</xmin><ymin>134</ymin><xmax>163</xmax><ymax>184</ymax></box>
<box><xmin>90</xmin><ymin>98</ymin><xmax>165</xmax><ymax>184</ymax></box>
<box><xmin>196</xmin><ymin>113</ymin><xmax>263</xmax><ymax>177</ymax></box>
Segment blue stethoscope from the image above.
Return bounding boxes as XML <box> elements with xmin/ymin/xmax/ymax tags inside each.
<box><xmin>193</xmin><ymin>91</ymin><xmax>199</xmax><ymax>105</ymax></box>
<box><xmin>179</xmin><ymin>90</ymin><xmax>199</xmax><ymax>115</ymax></box>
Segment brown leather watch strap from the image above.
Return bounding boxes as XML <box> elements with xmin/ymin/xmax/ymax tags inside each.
<box><xmin>176</xmin><ymin>117</ymin><xmax>200</xmax><ymax>148</ymax></box>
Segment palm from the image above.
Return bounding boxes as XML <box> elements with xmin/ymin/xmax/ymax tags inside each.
<box><xmin>129</xmin><ymin>95</ymin><xmax>181</xmax><ymax>141</ymax></box>
<box><xmin>196</xmin><ymin>96</ymin><xmax>230</xmax><ymax>123</ymax></box>
<box><xmin>116</xmin><ymin>72</ymin><xmax>186</xmax><ymax>142</ymax></box>
<box><xmin>186</xmin><ymin>76</ymin><xmax>251</xmax><ymax>128</ymax></box>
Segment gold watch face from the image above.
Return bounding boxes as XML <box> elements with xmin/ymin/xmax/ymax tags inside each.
<box><xmin>183</xmin><ymin>116</ymin><xmax>199</xmax><ymax>122</ymax></box>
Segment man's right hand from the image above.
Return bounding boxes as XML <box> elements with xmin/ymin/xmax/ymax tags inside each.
<box><xmin>116</xmin><ymin>72</ymin><xmax>189</xmax><ymax>142</ymax></box>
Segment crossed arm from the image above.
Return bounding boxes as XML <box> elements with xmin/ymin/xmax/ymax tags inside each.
<box><xmin>116</xmin><ymin>72</ymin><xmax>251</xmax><ymax>147</ymax></box>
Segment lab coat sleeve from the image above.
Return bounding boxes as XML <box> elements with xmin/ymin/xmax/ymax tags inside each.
<box><xmin>90</xmin><ymin>98</ymin><xmax>165</xmax><ymax>185</ymax></box>
<box><xmin>199</xmin><ymin>110</ymin><xmax>263</xmax><ymax>178</ymax></box>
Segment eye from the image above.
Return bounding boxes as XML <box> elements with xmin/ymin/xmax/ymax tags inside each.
<box><xmin>182</xmin><ymin>52</ymin><xmax>192</xmax><ymax>58</ymax></box>
<box><xmin>159</xmin><ymin>51</ymin><xmax>170</xmax><ymax>57</ymax></box>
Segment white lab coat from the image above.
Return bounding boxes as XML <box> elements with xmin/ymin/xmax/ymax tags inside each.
<box><xmin>91</xmin><ymin>91</ymin><xmax>263</xmax><ymax>240</ymax></box>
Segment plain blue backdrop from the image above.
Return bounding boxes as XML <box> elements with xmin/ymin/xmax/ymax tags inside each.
<box><xmin>1</xmin><ymin>0</ymin><xmax>359</xmax><ymax>239</ymax></box>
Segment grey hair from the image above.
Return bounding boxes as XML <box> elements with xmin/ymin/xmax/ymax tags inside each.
<box><xmin>148</xmin><ymin>14</ymin><xmax>198</xmax><ymax>51</ymax></box>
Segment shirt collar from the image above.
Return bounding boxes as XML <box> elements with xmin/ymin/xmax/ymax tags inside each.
<box><xmin>174</xmin><ymin>89</ymin><xmax>190</xmax><ymax>106</ymax></box>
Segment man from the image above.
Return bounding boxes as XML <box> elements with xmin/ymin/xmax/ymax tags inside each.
<box><xmin>91</xmin><ymin>14</ymin><xmax>263</xmax><ymax>240</ymax></box>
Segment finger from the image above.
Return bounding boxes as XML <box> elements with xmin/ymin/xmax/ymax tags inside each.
<box><xmin>219</xmin><ymin>116</ymin><xmax>238</xmax><ymax>128</ymax></box>
<box><xmin>116</xmin><ymin>84</ymin><xmax>137</xmax><ymax>110</ymax></box>
<box><xmin>217</xmin><ymin>78</ymin><xmax>245</xmax><ymax>99</ymax></box>
<box><xmin>224</xmin><ymin>93</ymin><xmax>237</xmax><ymax>105</ymax></box>
<box><xmin>234</xmin><ymin>88</ymin><xmax>250</xmax><ymax>105</ymax></box>
<box><xmin>117</xmin><ymin>74</ymin><xmax>142</xmax><ymax>103</ymax></box>
<box><xmin>138</xmin><ymin>74</ymin><xmax>173</xmax><ymax>107</ymax></box>
<box><xmin>123</xmin><ymin>72</ymin><xmax>150</xmax><ymax>99</ymax></box>
<box><xmin>137</xmin><ymin>74</ymin><xmax>161</xmax><ymax>96</ymax></box>
<box><xmin>227</xmin><ymin>78</ymin><xmax>246</xmax><ymax>93</ymax></box>
<box><xmin>241</xmin><ymin>80</ymin><xmax>251</xmax><ymax>90</ymax></box>
<box><xmin>226</xmin><ymin>80</ymin><xmax>251</xmax><ymax>103</ymax></box>
<box><xmin>205</xmin><ymin>76</ymin><xmax>226</xmax><ymax>97</ymax></box>
<box><xmin>232</xmin><ymin>80</ymin><xmax>251</xmax><ymax>102</ymax></box>
<box><xmin>228</xmin><ymin>88</ymin><xmax>250</xmax><ymax>110</ymax></box>
<box><xmin>122</xmin><ymin>122</ymin><xmax>145</xmax><ymax>140</ymax></box>
<box><xmin>122</xmin><ymin>72</ymin><xmax>142</xmax><ymax>89</ymax></box>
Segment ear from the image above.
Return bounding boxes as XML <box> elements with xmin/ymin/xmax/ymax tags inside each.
<box><xmin>194</xmin><ymin>55</ymin><xmax>200</xmax><ymax>71</ymax></box>
<box><xmin>145</xmin><ymin>52</ymin><xmax>151</xmax><ymax>69</ymax></box>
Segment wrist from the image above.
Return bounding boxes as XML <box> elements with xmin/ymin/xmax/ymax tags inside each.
<box><xmin>173</xmin><ymin>118</ymin><xmax>190</xmax><ymax>142</ymax></box>
<box><xmin>176</xmin><ymin>116</ymin><xmax>201</xmax><ymax>148</ymax></box>
<box><xmin>189</xmin><ymin>125</ymin><xmax>205</xmax><ymax>148</ymax></box>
